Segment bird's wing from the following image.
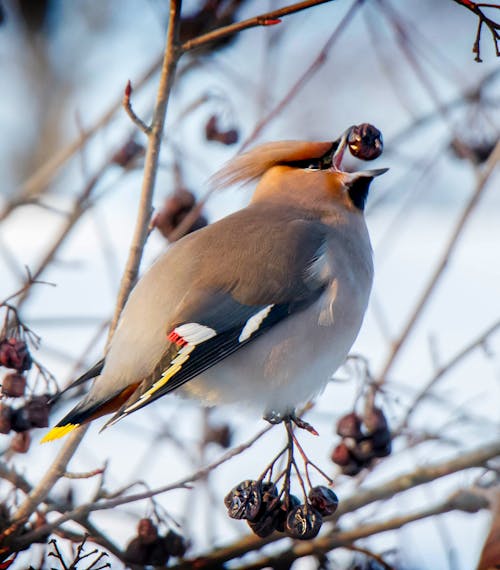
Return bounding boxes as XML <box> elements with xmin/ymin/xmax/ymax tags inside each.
<box><xmin>103</xmin><ymin>219</ymin><xmax>332</xmax><ymax>428</ymax></box>
<box><xmin>49</xmin><ymin>359</ymin><xmax>105</xmax><ymax>403</ymax></box>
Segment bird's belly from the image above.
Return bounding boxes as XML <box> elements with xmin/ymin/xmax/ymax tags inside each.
<box><xmin>179</xmin><ymin>289</ymin><xmax>367</xmax><ymax>415</ymax></box>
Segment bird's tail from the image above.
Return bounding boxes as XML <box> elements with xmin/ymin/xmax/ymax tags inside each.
<box><xmin>41</xmin><ymin>383</ymin><xmax>139</xmax><ymax>443</ymax></box>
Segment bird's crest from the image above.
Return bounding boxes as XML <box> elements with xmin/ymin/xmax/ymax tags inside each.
<box><xmin>210</xmin><ymin>140</ymin><xmax>335</xmax><ymax>190</ymax></box>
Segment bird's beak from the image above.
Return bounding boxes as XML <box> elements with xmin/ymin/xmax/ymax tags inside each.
<box><xmin>330</xmin><ymin>127</ymin><xmax>352</xmax><ymax>170</ymax></box>
<box><xmin>341</xmin><ymin>167</ymin><xmax>389</xmax><ymax>184</ymax></box>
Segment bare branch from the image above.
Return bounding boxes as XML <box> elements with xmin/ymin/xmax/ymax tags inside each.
<box><xmin>108</xmin><ymin>0</ymin><xmax>182</xmax><ymax>337</ymax></box>
<box><xmin>181</xmin><ymin>0</ymin><xmax>337</xmax><ymax>52</ymax></box>
<box><xmin>228</xmin><ymin>490</ymin><xmax>488</xmax><ymax>570</ymax></box>
<box><xmin>451</xmin><ymin>0</ymin><xmax>500</xmax><ymax>61</ymax></box>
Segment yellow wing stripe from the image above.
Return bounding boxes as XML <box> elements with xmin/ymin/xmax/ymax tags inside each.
<box><xmin>40</xmin><ymin>423</ymin><xmax>80</xmax><ymax>443</ymax></box>
<box><xmin>123</xmin><ymin>345</ymin><xmax>195</xmax><ymax>414</ymax></box>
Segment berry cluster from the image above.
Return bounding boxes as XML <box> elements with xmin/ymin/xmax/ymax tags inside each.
<box><xmin>0</xmin><ymin>334</ymin><xmax>52</xmax><ymax>453</ymax></box>
<box><xmin>331</xmin><ymin>406</ymin><xmax>391</xmax><ymax>476</ymax></box>
<box><xmin>225</xmin><ymin>481</ymin><xmax>338</xmax><ymax>540</ymax></box>
<box><xmin>124</xmin><ymin>518</ymin><xmax>187</xmax><ymax>567</ymax></box>
<box><xmin>224</xmin><ymin>418</ymin><xmax>339</xmax><ymax>541</ymax></box>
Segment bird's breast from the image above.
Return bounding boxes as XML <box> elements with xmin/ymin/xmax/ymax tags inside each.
<box><xmin>180</xmin><ymin>272</ymin><xmax>371</xmax><ymax>414</ymax></box>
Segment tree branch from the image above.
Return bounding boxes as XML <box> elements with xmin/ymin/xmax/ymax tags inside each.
<box><xmin>181</xmin><ymin>0</ymin><xmax>336</xmax><ymax>52</ymax></box>
<box><xmin>11</xmin><ymin>0</ymin><xmax>183</xmax><ymax>528</ymax></box>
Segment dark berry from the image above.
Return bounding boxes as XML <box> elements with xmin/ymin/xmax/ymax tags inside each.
<box><xmin>247</xmin><ymin>504</ymin><xmax>280</xmax><ymax>538</ymax></box>
<box><xmin>363</xmin><ymin>406</ymin><xmax>388</xmax><ymax>434</ymax></box>
<box><xmin>373</xmin><ymin>440</ymin><xmax>392</xmax><ymax>458</ymax></box>
<box><xmin>152</xmin><ymin>190</ymin><xmax>207</xmax><ymax>241</ymax></box>
<box><xmin>124</xmin><ymin>537</ymin><xmax>169</xmax><ymax>566</ymax></box>
<box><xmin>275</xmin><ymin>494</ymin><xmax>301</xmax><ymax>533</ymax></box>
<box><xmin>308</xmin><ymin>486</ymin><xmax>339</xmax><ymax>517</ymax></box>
<box><xmin>205</xmin><ymin>115</ymin><xmax>239</xmax><ymax>146</ymax></box>
<box><xmin>0</xmin><ymin>338</ymin><xmax>32</xmax><ymax>372</ymax></box>
<box><xmin>341</xmin><ymin>460</ymin><xmax>364</xmax><ymax>477</ymax></box>
<box><xmin>336</xmin><ymin>413</ymin><xmax>363</xmax><ymax>440</ymax></box>
<box><xmin>260</xmin><ymin>481</ymin><xmax>279</xmax><ymax>499</ymax></box>
<box><xmin>206</xmin><ymin>423</ymin><xmax>232</xmax><ymax>448</ymax></box>
<box><xmin>11</xmin><ymin>431</ymin><xmax>31</xmax><ymax>453</ymax></box>
<box><xmin>112</xmin><ymin>139</ymin><xmax>144</xmax><ymax>168</ymax></box>
<box><xmin>224</xmin><ymin>480</ymin><xmax>262</xmax><ymax>521</ymax></box>
<box><xmin>164</xmin><ymin>529</ymin><xmax>187</xmax><ymax>557</ymax></box>
<box><xmin>1</xmin><ymin>373</ymin><xmax>26</xmax><ymax>397</ymax></box>
<box><xmin>348</xmin><ymin>123</ymin><xmax>383</xmax><ymax>161</ymax></box>
<box><xmin>371</xmin><ymin>427</ymin><xmax>391</xmax><ymax>449</ymax></box>
<box><xmin>0</xmin><ymin>403</ymin><xmax>12</xmax><ymax>434</ymax></box>
<box><xmin>137</xmin><ymin>518</ymin><xmax>158</xmax><ymax>545</ymax></box>
<box><xmin>10</xmin><ymin>407</ymin><xmax>32</xmax><ymax>432</ymax></box>
<box><xmin>251</xmin><ymin>492</ymin><xmax>285</xmax><ymax>537</ymax></box>
<box><xmin>285</xmin><ymin>504</ymin><xmax>322</xmax><ymax>540</ymax></box>
<box><xmin>331</xmin><ymin>442</ymin><xmax>352</xmax><ymax>466</ymax></box>
<box><xmin>25</xmin><ymin>396</ymin><xmax>50</xmax><ymax>428</ymax></box>
<box><xmin>351</xmin><ymin>439</ymin><xmax>375</xmax><ymax>463</ymax></box>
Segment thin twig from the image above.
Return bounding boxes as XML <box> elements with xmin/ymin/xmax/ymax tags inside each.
<box><xmin>181</xmin><ymin>0</ymin><xmax>336</xmax><ymax>52</ymax></box>
<box><xmin>343</xmin><ymin>544</ymin><xmax>395</xmax><ymax>570</ymax></box>
<box><xmin>240</xmin><ymin>0</ymin><xmax>362</xmax><ymax>152</ymax></box>
<box><xmin>399</xmin><ymin>319</ymin><xmax>500</xmax><ymax>429</ymax></box>
<box><xmin>451</xmin><ymin>0</ymin><xmax>500</xmax><ymax>61</ymax></box>
<box><xmin>122</xmin><ymin>80</ymin><xmax>151</xmax><ymax>134</ymax></box>
<box><xmin>12</xmin><ymin>423</ymin><xmax>273</xmax><ymax>546</ymax></box>
<box><xmin>108</xmin><ymin>0</ymin><xmax>182</xmax><ymax>337</ymax></box>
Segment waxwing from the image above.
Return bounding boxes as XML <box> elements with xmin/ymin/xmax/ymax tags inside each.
<box><xmin>42</xmin><ymin>125</ymin><xmax>387</xmax><ymax>442</ymax></box>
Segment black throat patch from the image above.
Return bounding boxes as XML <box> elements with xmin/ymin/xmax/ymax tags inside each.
<box><xmin>347</xmin><ymin>176</ymin><xmax>373</xmax><ymax>211</ymax></box>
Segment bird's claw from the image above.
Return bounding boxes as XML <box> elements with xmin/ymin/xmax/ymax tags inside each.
<box><xmin>263</xmin><ymin>409</ymin><xmax>289</xmax><ymax>424</ymax></box>
<box><xmin>263</xmin><ymin>409</ymin><xmax>319</xmax><ymax>436</ymax></box>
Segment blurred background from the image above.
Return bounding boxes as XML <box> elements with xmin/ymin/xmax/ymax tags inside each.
<box><xmin>0</xmin><ymin>0</ymin><xmax>499</xmax><ymax>568</ymax></box>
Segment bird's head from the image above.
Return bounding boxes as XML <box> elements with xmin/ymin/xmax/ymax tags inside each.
<box><xmin>210</xmin><ymin>126</ymin><xmax>388</xmax><ymax>213</ymax></box>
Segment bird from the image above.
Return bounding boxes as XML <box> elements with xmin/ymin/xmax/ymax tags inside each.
<box><xmin>42</xmin><ymin>126</ymin><xmax>387</xmax><ymax>443</ymax></box>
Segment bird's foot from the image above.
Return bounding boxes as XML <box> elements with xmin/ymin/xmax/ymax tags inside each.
<box><xmin>263</xmin><ymin>409</ymin><xmax>319</xmax><ymax>436</ymax></box>
<box><xmin>262</xmin><ymin>409</ymin><xmax>287</xmax><ymax>424</ymax></box>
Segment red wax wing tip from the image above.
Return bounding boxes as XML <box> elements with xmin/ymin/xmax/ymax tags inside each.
<box><xmin>125</xmin><ymin>80</ymin><xmax>132</xmax><ymax>97</ymax></box>
<box><xmin>168</xmin><ymin>330</ymin><xmax>188</xmax><ymax>347</ymax></box>
<box><xmin>263</xmin><ymin>18</ymin><xmax>282</xmax><ymax>25</ymax></box>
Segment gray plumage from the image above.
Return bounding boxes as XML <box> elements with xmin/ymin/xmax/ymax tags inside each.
<box><xmin>44</xmin><ymin>140</ymin><xmax>385</xmax><ymax>441</ymax></box>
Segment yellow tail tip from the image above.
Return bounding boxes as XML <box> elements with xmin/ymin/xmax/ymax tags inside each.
<box><xmin>40</xmin><ymin>423</ymin><xmax>80</xmax><ymax>443</ymax></box>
